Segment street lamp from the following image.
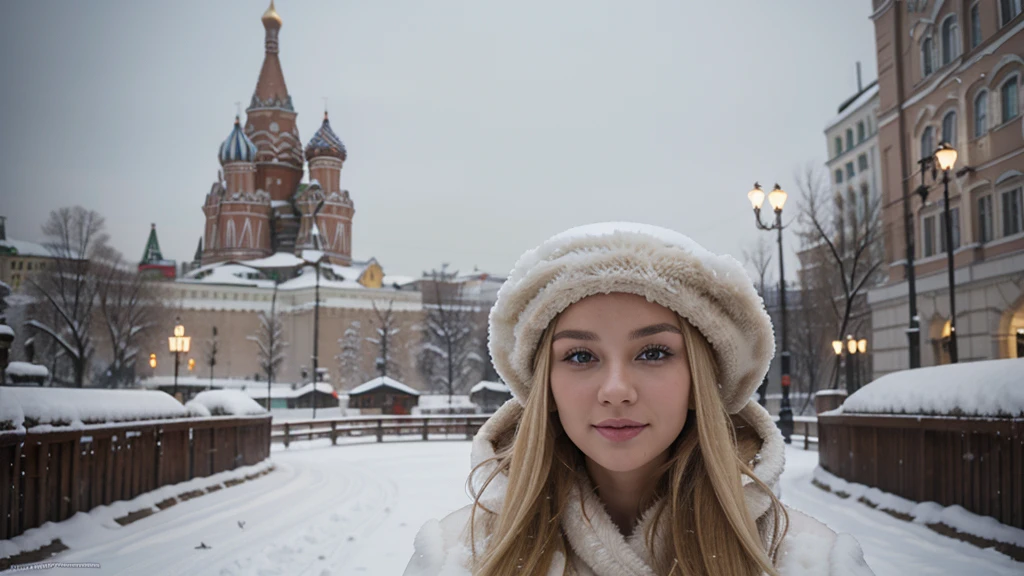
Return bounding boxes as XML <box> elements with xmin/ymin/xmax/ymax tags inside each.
<box><xmin>912</xmin><ymin>142</ymin><xmax>961</xmax><ymax>365</ymax></box>
<box><xmin>935</xmin><ymin>142</ymin><xmax>959</xmax><ymax>363</ymax></box>
<box><xmin>747</xmin><ymin>182</ymin><xmax>793</xmax><ymax>444</ymax></box>
<box><xmin>302</xmin><ymin>199</ymin><xmax>327</xmax><ymax>420</ymax></box>
<box><xmin>168</xmin><ymin>317</ymin><xmax>191</xmax><ymax>402</ymax></box>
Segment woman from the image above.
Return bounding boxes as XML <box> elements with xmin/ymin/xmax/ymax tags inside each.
<box><xmin>405</xmin><ymin>222</ymin><xmax>874</xmax><ymax>576</ymax></box>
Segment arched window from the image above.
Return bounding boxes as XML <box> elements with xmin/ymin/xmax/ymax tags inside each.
<box><xmin>1002</xmin><ymin>76</ymin><xmax>1020</xmax><ymax>123</ymax></box>
<box><xmin>834</xmin><ymin>136</ymin><xmax>843</xmax><ymax>157</ymax></box>
<box><xmin>970</xmin><ymin>3</ymin><xmax>982</xmax><ymax>48</ymax></box>
<box><xmin>1001</xmin><ymin>0</ymin><xmax>1022</xmax><ymax>26</ymax></box>
<box><xmin>921</xmin><ymin>126</ymin><xmax>934</xmax><ymax>162</ymax></box>
<box><xmin>922</xmin><ymin>37</ymin><xmax>934</xmax><ymax>76</ymax></box>
<box><xmin>975</xmin><ymin>90</ymin><xmax>989</xmax><ymax>137</ymax></box>
<box><xmin>835</xmin><ymin>169</ymin><xmax>844</xmax><ymax>184</ymax></box>
<box><xmin>942</xmin><ymin>110</ymin><xmax>957</xmax><ymax>146</ymax></box>
<box><xmin>857</xmin><ymin>121</ymin><xmax>865</xmax><ymax>142</ymax></box>
<box><xmin>941</xmin><ymin>16</ymin><xmax>959</xmax><ymax>65</ymax></box>
<box><xmin>846</xmin><ymin>128</ymin><xmax>854</xmax><ymax>150</ymax></box>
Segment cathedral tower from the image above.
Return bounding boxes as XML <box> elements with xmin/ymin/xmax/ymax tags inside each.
<box><xmin>297</xmin><ymin>112</ymin><xmax>355</xmax><ymax>265</ymax></box>
<box><xmin>244</xmin><ymin>0</ymin><xmax>303</xmax><ymax>204</ymax></box>
<box><xmin>201</xmin><ymin>117</ymin><xmax>272</xmax><ymax>264</ymax></box>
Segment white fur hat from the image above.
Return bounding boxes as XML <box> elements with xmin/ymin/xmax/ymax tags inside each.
<box><xmin>488</xmin><ymin>222</ymin><xmax>775</xmax><ymax>415</ymax></box>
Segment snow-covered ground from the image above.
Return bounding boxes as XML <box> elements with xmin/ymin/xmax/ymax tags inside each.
<box><xmin>12</xmin><ymin>441</ymin><xmax>1022</xmax><ymax>575</ymax></box>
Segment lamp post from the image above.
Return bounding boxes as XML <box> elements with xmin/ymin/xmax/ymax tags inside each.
<box><xmin>747</xmin><ymin>182</ymin><xmax>793</xmax><ymax>444</ymax></box>
<box><xmin>302</xmin><ymin>199</ymin><xmax>327</xmax><ymax>420</ymax></box>
<box><xmin>168</xmin><ymin>317</ymin><xmax>191</xmax><ymax>402</ymax></box>
<box><xmin>934</xmin><ymin>142</ymin><xmax>959</xmax><ymax>363</ymax></box>
<box><xmin>833</xmin><ymin>336</ymin><xmax>869</xmax><ymax>393</ymax></box>
<box><xmin>857</xmin><ymin>337</ymin><xmax>868</xmax><ymax>389</ymax></box>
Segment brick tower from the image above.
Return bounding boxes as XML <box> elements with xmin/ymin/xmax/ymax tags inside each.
<box><xmin>245</xmin><ymin>0</ymin><xmax>303</xmax><ymax>203</ymax></box>
<box><xmin>296</xmin><ymin>112</ymin><xmax>355</xmax><ymax>265</ymax></box>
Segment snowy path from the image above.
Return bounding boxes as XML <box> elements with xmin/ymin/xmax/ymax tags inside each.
<box><xmin>46</xmin><ymin>439</ymin><xmax>471</xmax><ymax>575</ymax></box>
<box><xmin>33</xmin><ymin>440</ymin><xmax>1023</xmax><ymax>575</ymax></box>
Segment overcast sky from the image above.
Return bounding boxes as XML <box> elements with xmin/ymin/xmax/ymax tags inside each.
<box><xmin>0</xmin><ymin>0</ymin><xmax>876</xmax><ymax>281</ymax></box>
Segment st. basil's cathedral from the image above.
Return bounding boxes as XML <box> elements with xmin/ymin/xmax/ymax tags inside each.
<box><xmin>200</xmin><ymin>0</ymin><xmax>354</xmax><ymax>267</ymax></box>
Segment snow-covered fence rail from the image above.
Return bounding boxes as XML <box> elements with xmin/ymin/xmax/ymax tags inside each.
<box><xmin>0</xmin><ymin>415</ymin><xmax>272</xmax><ymax>541</ymax></box>
<box><xmin>818</xmin><ymin>359</ymin><xmax>1024</xmax><ymax>530</ymax></box>
<box><xmin>817</xmin><ymin>413</ymin><xmax>1023</xmax><ymax>529</ymax></box>
<box><xmin>272</xmin><ymin>414</ymin><xmax>492</xmax><ymax>447</ymax></box>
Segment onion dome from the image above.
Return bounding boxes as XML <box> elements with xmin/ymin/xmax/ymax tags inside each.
<box><xmin>219</xmin><ymin>116</ymin><xmax>258</xmax><ymax>165</ymax></box>
<box><xmin>262</xmin><ymin>0</ymin><xmax>282</xmax><ymax>29</ymax></box>
<box><xmin>305</xmin><ymin>111</ymin><xmax>347</xmax><ymax>161</ymax></box>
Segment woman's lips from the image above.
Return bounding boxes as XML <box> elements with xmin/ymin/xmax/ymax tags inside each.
<box><xmin>593</xmin><ymin>424</ymin><xmax>648</xmax><ymax>442</ymax></box>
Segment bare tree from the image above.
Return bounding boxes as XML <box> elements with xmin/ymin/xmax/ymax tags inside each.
<box><xmin>795</xmin><ymin>163</ymin><xmax>885</xmax><ymax>390</ymax></box>
<box><xmin>248</xmin><ymin>288</ymin><xmax>287</xmax><ymax>407</ymax></box>
<box><xmin>336</xmin><ymin>320</ymin><xmax>366</xmax><ymax>388</ymax></box>
<box><xmin>743</xmin><ymin>237</ymin><xmax>773</xmax><ymax>297</ymax></box>
<box><xmin>26</xmin><ymin>207</ymin><xmax>109</xmax><ymax>387</ymax></box>
<box><xmin>418</xmin><ymin>266</ymin><xmax>486</xmax><ymax>409</ymax></box>
<box><xmin>367</xmin><ymin>300</ymin><xmax>402</xmax><ymax>380</ymax></box>
<box><xmin>204</xmin><ymin>326</ymin><xmax>219</xmax><ymax>389</ymax></box>
<box><xmin>743</xmin><ymin>238</ymin><xmax>773</xmax><ymax>406</ymax></box>
<box><xmin>96</xmin><ymin>254</ymin><xmax>163</xmax><ymax>387</ymax></box>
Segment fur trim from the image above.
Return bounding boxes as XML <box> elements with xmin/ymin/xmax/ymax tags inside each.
<box><xmin>488</xmin><ymin>223</ymin><xmax>775</xmax><ymax>415</ymax></box>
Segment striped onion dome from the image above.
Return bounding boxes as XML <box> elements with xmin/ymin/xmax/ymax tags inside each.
<box><xmin>304</xmin><ymin>112</ymin><xmax>347</xmax><ymax>161</ymax></box>
<box><xmin>219</xmin><ymin>116</ymin><xmax>258</xmax><ymax>165</ymax></box>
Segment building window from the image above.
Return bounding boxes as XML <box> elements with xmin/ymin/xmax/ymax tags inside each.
<box><xmin>922</xmin><ymin>37</ymin><xmax>934</xmax><ymax>76</ymax></box>
<box><xmin>857</xmin><ymin>121</ymin><xmax>865</xmax><ymax>142</ymax></box>
<box><xmin>977</xmin><ymin>194</ymin><xmax>993</xmax><ymax>243</ymax></box>
<box><xmin>939</xmin><ymin>207</ymin><xmax>961</xmax><ymax>252</ymax></box>
<box><xmin>8</xmin><ymin>261</ymin><xmax>13</xmax><ymax>270</ymax></box>
<box><xmin>846</xmin><ymin>129</ymin><xmax>854</xmax><ymax>150</ymax></box>
<box><xmin>920</xmin><ymin>126</ymin><xmax>934</xmax><ymax>161</ymax></box>
<box><xmin>1000</xmin><ymin>0</ymin><xmax>1022</xmax><ymax>26</ymax></box>
<box><xmin>26</xmin><ymin>262</ymin><xmax>32</xmax><ymax>271</ymax></box>
<box><xmin>923</xmin><ymin>215</ymin><xmax>937</xmax><ymax>257</ymax></box>
<box><xmin>17</xmin><ymin>261</ymin><xmax>23</xmax><ymax>270</ymax></box>
<box><xmin>835</xmin><ymin>169</ymin><xmax>844</xmax><ymax>184</ymax></box>
<box><xmin>970</xmin><ymin>3</ymin><xmax>982</xmax><ymax>48</ymax></box>
<box><xmin>941</xmin><ymin>110</ymin><xmax>957</xmax><ymax>146</ymax></box>
<box><xmin>858</xmin><ymin>154</ymin><xmax>868</xmax><ymax>172</ymax></box>
<box><xmin>846</xmin><ymin>162</ymin><xmax>855</xmax><ymax>179</ymax></box>
<box><xmin>974</xmin><ymin>90</ymin><xmax>989</xmax><ymax>137</ymax></box>
<box><xmin>861</xmin><ymin>183</ymin><xmax>871</xmax><ymax>215</ymax></box>
<box><xmin>1003</xmin><ymin>187</ymin><xmax>1023</xmax><ymax>236</ymax></box>
<box><xmin>941</xmin><ymin>16</ymin><xmax>959</xmax><ymax>65</ymax></box>
<box><xmin>1001</xmin><ymin>76</ymin><xmax>1019</xmax><ymax>124</ymax></box>
<box><xmin>834</xmin><ymin>136</ymin><xmax>842</xmax><ymax>157</ymax></box>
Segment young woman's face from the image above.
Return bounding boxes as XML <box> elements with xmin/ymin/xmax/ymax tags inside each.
<box><xmin>549</xmin><ymin>293</ymin><xmax>691</xmax><ymax>474</ymax></box>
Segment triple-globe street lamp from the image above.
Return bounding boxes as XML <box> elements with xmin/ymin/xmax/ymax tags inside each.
<box><xmin>746</xmin><ymin>182</ymin><xmax>793</xmax><ymax>444</ymax></box>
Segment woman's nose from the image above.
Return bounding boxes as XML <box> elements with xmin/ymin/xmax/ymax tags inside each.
<box><xmin>596</xmin><ymin>362</ymin><xmax>638</xmax><ymax>405</ymax></box>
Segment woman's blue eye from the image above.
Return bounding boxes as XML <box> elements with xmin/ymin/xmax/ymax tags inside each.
<box><xmin>639</xmin><ymin>347</ymin><xmax>671</xmax><ymax>361</ymax></box>
<box><xmin>565</xmin><ymin>350</ymin><xmax>594</xmax><ymax>364</ymax></box>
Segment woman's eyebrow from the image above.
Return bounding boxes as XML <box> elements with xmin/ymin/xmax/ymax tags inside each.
<box><xmin>628</xmin><ymin>323</ymin><xmax>682</xmax><ymax>340</ymax></box>
<box><xmin>552</xmin><ymin>323</ymin><xmax>681</xmax><ymax>342</ymax></box>
<box><xmin>551</xmin><ymin>329</ymin><xmax>599</xmax><ymax>342</ymax></box>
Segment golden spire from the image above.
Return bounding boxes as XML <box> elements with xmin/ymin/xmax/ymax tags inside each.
<box><xmin>262</xmin><ymin>0</ymin><xmax>282</xmax><ymax>29</ymax></box>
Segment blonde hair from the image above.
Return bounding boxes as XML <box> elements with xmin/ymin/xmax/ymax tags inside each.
<box><xmin>468</xmin><ymin>315</ymin><xmax>787</xmax><ymax>576</ymax></box>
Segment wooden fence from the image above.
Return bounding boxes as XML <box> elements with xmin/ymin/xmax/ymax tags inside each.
<box><xmin>0</xmin><ymin>415</ymin><xmax>271</xmax><ymax>540</ymax></box>
<box><xmin>273</xmin><ymin>414</ymin><xmax>492</xmax><ymax>447</ymax></box>
<box><xmin>818</xmin><ymin>413</ymin><xmax>1024</xmax><ymax>529</ymax></box>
